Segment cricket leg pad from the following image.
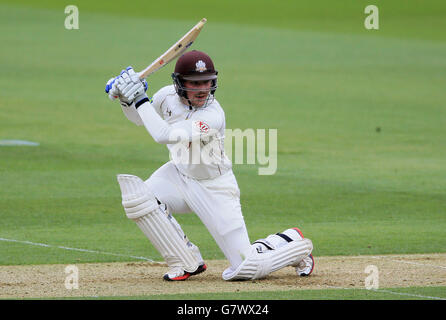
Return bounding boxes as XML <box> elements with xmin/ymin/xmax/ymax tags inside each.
<box><xmin>117</xmin><ymin>174</ymin><xmax>203</xmax><ymax>273</ymax></box>
<box><xmin>222</xmin><ymin>228</ymin><xmax>313</xmax><ymax>281</ymax></box>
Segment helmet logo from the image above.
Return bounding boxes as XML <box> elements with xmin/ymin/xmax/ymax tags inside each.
<box><xmin>195</xmin><ymin>60</ymin><xmax>207</xmax><ymax>72</ymax></box>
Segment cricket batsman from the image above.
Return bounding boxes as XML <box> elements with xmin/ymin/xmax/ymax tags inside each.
<box><xmin>105</xmin><ymin>50</ymin><xmax>314</xmax><ymax>281</ymax></box>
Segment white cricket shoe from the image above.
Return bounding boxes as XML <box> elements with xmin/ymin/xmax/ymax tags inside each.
<box><xmin>295</xmin><ymin>254</ymin><xmax>315</xmax><ymax>276</ymax></box>
<box><xmin>288</xmin><ymin>227</ymin><xmax>314</xmax><ymax>276</ymax></box>
<box><xmin>163</xmin><ymin>264</ymin><xmax>207</xmax><ymax>281</ymax></box>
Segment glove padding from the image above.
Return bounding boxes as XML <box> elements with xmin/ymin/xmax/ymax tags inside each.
<box><xmin>105</xmin><ymin>76</ymin><xmax>120</xmax><ymax>101</ymax></box>
<box><xmin>105</xmin><ymin>67</ymin><xmax>148</xmax><ymax>106</ymax></box>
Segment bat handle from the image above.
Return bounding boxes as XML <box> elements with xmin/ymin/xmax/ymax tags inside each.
<box><xmin>137</xmin><ymin>71</ymin><xmax>146</xmax><ymax>80</ymax></box>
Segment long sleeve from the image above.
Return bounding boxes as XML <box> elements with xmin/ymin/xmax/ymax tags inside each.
<box><xmin>137</xmin><ymin>101</ymin><xmax>221</xmax><ymax>145</ymax></box>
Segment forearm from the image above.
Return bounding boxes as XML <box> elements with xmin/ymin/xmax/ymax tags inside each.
<box><xmin>137</xmin><ymin>101</ymin><xmax>194</xmax><ymax>144</ymax></box>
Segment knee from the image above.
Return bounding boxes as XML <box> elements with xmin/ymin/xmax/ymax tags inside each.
<box><xmin>117</xmin><ymin>174</ymin><xmax>159</xmax><ymax>220</ymax></box>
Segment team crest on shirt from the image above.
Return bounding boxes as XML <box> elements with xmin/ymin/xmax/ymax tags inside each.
<box><xmin>195</xmin><ymin>120</ymin><xmax>210</xmax><ymax>133</ymax></box>
<box><xmin>195</xmin><ymin>60</ymin><xmax>207</xmax><ymax>72</ymax></box>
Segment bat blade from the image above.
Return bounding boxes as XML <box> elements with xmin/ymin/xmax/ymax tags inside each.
<box><xmin>138</xmin><ymin>18</ymin><xmax>207</xmax><ymax>79</ymax></box>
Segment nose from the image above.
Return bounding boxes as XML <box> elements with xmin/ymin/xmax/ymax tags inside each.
<box><xmin>197</xmin><ymin>83</ymin><xmax>210</xmax><ymax>89</ymax></box>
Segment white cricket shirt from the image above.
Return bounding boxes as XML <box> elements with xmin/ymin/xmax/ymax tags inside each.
<box><xmin>136</xmin><ymin>85</ymin><xmax>232</xmax><ymax>180</ymax></box>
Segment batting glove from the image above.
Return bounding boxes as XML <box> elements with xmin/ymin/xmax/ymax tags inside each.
<box><xmin>105</xmin><ymin>67</ymin><xmax>148</xmax><ymax>107</ymax></box>
<box><xmin>117</xmin><ymin>67</ymin><xmax>148</xmax><ymax>106</ymax></box>
<box><xmin>105</xmin><ymin>76</ymin><xmax>120</xmax><ymax>101</ymax></box>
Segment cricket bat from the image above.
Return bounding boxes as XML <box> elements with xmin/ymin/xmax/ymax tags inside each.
<box><xmin>137</xmin><ymin>18</ymin><xmax>207</xmax><ymax>79</ymax></box>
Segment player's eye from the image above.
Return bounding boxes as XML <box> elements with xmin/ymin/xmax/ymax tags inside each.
<box><xmin>196</xmin><ymin>80</ymin><xmax>211</xmax><ymax>86</ymax></box>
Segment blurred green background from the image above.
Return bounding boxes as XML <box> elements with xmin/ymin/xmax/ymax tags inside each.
<box><xmin>0</xmin><ymin>0</ymin><xmax>445</xmax><ymax>268</ymax></box>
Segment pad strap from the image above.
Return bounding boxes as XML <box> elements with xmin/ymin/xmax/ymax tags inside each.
<box><xmin>276</xmin><ymin>232</ymin><xmax>293</xmax><ymax>243</ymax></box>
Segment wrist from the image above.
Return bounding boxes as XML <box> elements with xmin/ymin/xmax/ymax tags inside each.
<box><xmin>134</xmin><ymin>93</ymin><xmax>149</xmax><ymax>108</ymax></box>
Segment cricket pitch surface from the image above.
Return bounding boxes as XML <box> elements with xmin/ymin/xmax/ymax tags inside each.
<box><xmin>1</xmin><ymin>253</ymin><xmax>445</xmax><ymax>299</ymax></box>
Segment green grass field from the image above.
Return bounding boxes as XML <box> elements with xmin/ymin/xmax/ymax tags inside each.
<box><xmin>0</xmin><ymin>0</ymin><xmax>445</xmax><ymax>300</ymax></box>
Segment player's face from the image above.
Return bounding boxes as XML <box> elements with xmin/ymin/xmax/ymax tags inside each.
<box><xmin>183</xmin><ymin>80</ymin><xmax>212</xmax><ymax>107</ymax></box>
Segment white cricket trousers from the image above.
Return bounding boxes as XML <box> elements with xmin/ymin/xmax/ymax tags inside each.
<box><xmin>144</xmin><ymin>161</ymin><xmax>252</xmax><ymax>269</ymax></box>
